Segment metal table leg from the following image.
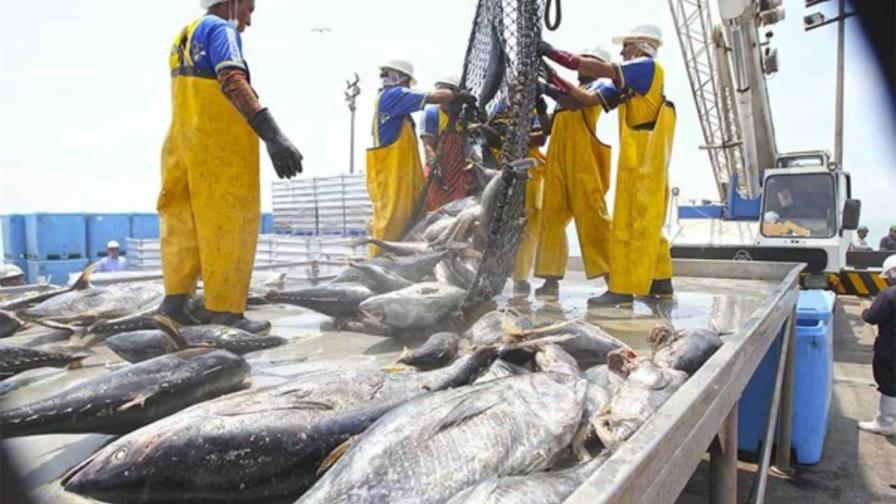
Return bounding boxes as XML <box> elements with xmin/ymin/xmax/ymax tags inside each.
<box><xmin>773</xmin><ymin>307</ymin><xmax>797</xmax><ymax>476</ymax></box>
<box><xmin>710</xmin><ymin>403</ymin><xmax>739</xmax><ymax>504</ymax></box>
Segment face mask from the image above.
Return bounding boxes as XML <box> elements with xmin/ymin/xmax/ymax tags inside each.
<box><xmin>380</xmin><ymin>70</ymin><xmax>404</xmax><ymax>88</ymax></box>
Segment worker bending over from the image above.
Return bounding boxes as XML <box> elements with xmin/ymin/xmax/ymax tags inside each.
<box><xmin>532</xmin><ymin>46</ymin><xmax>614</xmax><ymax>298</ymax></box>
<box><xmin>541</xmin><ymin>24</ymin><xmax>676</xmax><ymax>306</ymax></box>
<box><xmin>158</xmin><ymin>0</ymin><xmax>303</xmax><ymax>334</ymax></box>
<box><xmin>859</xmin><ymin>255</ymin><xmax>896</xmax><ymax>436</ymax></box>
<box><xmin>368</xmin><ymin>61</ymin><xmax>467</xmax><ymax>255</ymax></box>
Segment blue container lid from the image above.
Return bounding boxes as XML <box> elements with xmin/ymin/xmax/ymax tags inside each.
<box><xmin>797</xmin><ymin>290</ymin><xmax>836</xmax><ymax>324</ymax></box>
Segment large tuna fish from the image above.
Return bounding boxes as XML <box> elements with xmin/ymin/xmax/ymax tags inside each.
<box><xmin>447</xmin><ymin>453</ymin><xmax>611</xmax><ymax>504</ymax></box>
<box><xmin>514</xmin><ymin>320</ymin><xmax>630</xmax><ymax>366</ymax></box>
<box><xmin>0</xmin><ymin>349</ymin><xmax>249</xmax><ymax>438</ymax></box>
<box><xmin>359</xmin><ymin>282</ymin><xmax>465</xmax><ymax>329</ymax></box>
<box><xmin>347</xmin><ymin>261</ymin><xmax>413</xmax><ymax>293</ymax></box>
<box><xmin>648</xmin><ymin>326</ymin><xmax>724</xmax><ymax>375</ymax></box>
<box><xmin>266</xmin><ymin>283</ymin><xmax>374</xmax><ymax>319</ymax></box>
<box><xmin>62</xmin><ymin>348</ymin><xmax>499</xmax><ymax>503</ymax></box>
<box><xmin>22</xmin><ymin>282</ymin><xmax>164</xmax><ymax>326</ymax></box>
<box><xmin>297</xmin><ymin>372</ymin><xmax>587</xmax><ymax>504</ymax></box>
<box><xmin>0</xmin><ymin>267</ymin><xmax>93</xmax><ymax>312</ymax></box>
<box><xmin>107</xmin><ymin>326</ymin><xmax>287</xmax><ymax>363</ymax></box>
<box><xmin>592</xmin><ymin>351</ymin><xmax>688</xmax><ymax>448</ymax></box>
<box><xmin>0</xmin><ymin>343</ymin><xmax>81</xmax><ymax>378</ymax></box>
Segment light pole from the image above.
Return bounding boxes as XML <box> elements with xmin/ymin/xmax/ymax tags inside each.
<box><xmin>344</xmin><ymin>73</ymin><xmax>361</xmax><ymax>174</ymax></box>
<box><xmin>804</xmin><ymin>0</ymin><xmax>855</xmax><ymax>168</ymax></box>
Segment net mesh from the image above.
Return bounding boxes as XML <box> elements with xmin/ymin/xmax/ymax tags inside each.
<box><xmin>460</xmin><ymin>0</ymin><xmax>546</xmax><ymax>308</ymax></box>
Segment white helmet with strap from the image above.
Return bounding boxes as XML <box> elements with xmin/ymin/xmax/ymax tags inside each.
<box><xmin>0</xmin><ymin>263</ymin><xmax>25</xmax><ymax>282</ymax></box>
<box><xmin>582</xmin><ymin>46</ymin><xmax>612</xmax><ymax>63</ymax></box>
<box><xmin>380</xmin><ymin>60</ymin><xmax>417</xmax><ymax>86</ymax></box>
<box><xmin>881</xmin><ymin>255</ymin><xmax>896</xmax><ymax>280</ymax></box>
<box><xmin>612</xmin><ymin>24</ymin><xmax>663</xmax><ymax>47</ymax></box>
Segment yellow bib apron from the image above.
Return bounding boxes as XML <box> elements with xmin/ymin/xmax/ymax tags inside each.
<box><xmin>534</xmin><ymin>105</ymin><xmax>612</xmax><ymax>280</ymax></box>
<box><xmin>158</xmin><ymin>19</ymin><xmax>260</xmax><ymax>314</ymax></box>
<box><xmin>608</xmin><ymin>65</ymin><xmax>677</xmax><ymax>296</ymax></box>
<box><xmin>366</xmin><ymin>108</ymin><xmax>425</xmax><ymax>256</ymax></box>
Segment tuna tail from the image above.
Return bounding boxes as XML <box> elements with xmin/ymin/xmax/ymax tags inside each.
<box><xmin>151</xmin><ymin>314</ymin><xmax>190</xmax><ymax>350</ymax></box>
<box><xmin>317</xmin><ymin>434</ymin><xmax>360</xmax><ymax>475</ymax></box>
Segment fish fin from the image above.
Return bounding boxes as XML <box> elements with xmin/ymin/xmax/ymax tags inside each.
<box><xmin>117</xmin><ymin>394</ymin><xmax>148</xmax><ymax>411</ymax></box>
<box><xmin>152</xmin><ymin>314</ymin><xmax>190</xmax><ymax>350</ymax></box>
<box><xmin>33</xmin><ymin>319</ymin><xmax>79</xmax><ymax>336</ymax></box>
<box><xmin>318</xmin><ymin>435</ymin><xmax>359</xmax><ymax>475</ymax></box>
<box><xmin>67</xmin><ymin>355</ymin><xmax>87</xmax><ymax>370</ymax></box>
<box><xmin>435</xmin><ymin>393</ymin><xmax>501</xmax><ymax>433</ymax></box>
<box><xmin>71</xmin><ymin>264</ymin><xmax>96</xmax><ymax>290</ymax></box>
<box><xmin>709</xmin><ymin>320</ymin><xmax>732</xmax><ymax>336</ymax></box>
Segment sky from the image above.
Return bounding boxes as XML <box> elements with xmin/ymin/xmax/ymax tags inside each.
<box><xmin>1</xmin><ymin>0</ymin><xmax>894</xmax><ymax>241</ymax></box>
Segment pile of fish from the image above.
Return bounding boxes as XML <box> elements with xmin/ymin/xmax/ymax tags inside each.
<box><xmin>264</xmin><ymin>160</ymin><xmax>537</xmax><ymax>334</ymax></box>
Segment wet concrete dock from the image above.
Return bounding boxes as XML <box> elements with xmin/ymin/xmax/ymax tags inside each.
<box><xmin>2</xmin><ymin>271</ymin><xmax>889</xmax><ymax>503</ymax></box>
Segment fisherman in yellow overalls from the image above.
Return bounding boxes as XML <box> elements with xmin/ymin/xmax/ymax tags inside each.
<box><xmin>419</xmin><ymin>76</ymin><xmax>462</xmax><ymax>167</ymax></box>
<box><xmin>531</xmin><ymin>46</ymin><xmax>614</xmax><ymax>298</ymax></box>
<box><xmin>541</xmin><ymin>24</ymin><xmax>676</xmax><ymax>306</ymax></box>
<box><xmin>157</xmin><ymin>0</ymin><xmax>304</xmax><ymax>334</ymax></box>
<box><xmin>367</xmin><ymin>61</ymin><xmax>467</xmax><ymax>256</ymax></box>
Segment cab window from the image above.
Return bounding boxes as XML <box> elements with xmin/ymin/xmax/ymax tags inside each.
<box><xmin>761</xmin><ymin>174</ymin><xmax>837</xmax><ymax>238</ymax></box>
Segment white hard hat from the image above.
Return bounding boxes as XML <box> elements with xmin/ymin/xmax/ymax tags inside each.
<box><xmin>582</xmin><ymin>46</ymin><xmax>612</xmax><ymax>63</ymax></box>
<box><xmin>763</xmin><ymin>211</ymin><xmax>779</xmax><ymax>223</ymax></box>
<box><xmin>612</xmin><ymin>24</ymin><xmax>663</xmax><ymax>47</ymax></box>
<box><xmin>881</xmin><ymin>255</ymin><xmax>896</xmax><ymax>279</ymax></box>
<box><xmin>0</xmin><ymin>263</ymin><xmax>24</xmax><ymax>281</ymax></box>
<box><xmin>200</xmin><ymin>0</ymin><xmax>229</xmax><ymax>8</ymax></box>
<box><xmin>435</xmin><ymin>75</ymin><xmax>461</xmax><ymax>89</ymax></box>
<box><xmin>380</xmin><ymin>60</ymin><xmax>417</xmax><ymax>86</ymax></box>
<box><xmin>107</xmin><ymin>240</ymin><xmax>121</xmax><ymax>249</ymax></box>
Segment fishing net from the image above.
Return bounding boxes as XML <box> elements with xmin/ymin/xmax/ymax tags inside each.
<box><xmin>460</xmin><ymin>0</ymin><xmax>546</xmax><ymax>309</ymax></box>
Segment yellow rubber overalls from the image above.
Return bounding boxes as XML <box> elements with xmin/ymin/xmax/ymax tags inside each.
<box><xmin>366</xmin><ymin>92</ymin><xmax>425</xmax><ymax>256</ymax></box>
<box><xmin>512</xmin><ymin>145</ymin><xmax>547</xmax><ymax>281</ymax></box>
<box><xmin>608</xmin><ymin>61</ymin><xmax>677</xmax><ymax>296</ymax></box>
<box><xmin>534</xmin><ymin>104</ymin><xmax>612</xmax><ymax>280</ymax></box>
<box><xmin>158</xmin><ymin>18</ymin><xmax>260</xmax><ymax>314</ymax></box>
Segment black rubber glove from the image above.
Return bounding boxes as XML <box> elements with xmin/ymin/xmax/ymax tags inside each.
<box><xmin>537</xmin><ymin>81</ymin><xmax>564</xmax><ymax>101</ymax></box>
<box><xmin>249</xmin><ymin>108</ymin><xmax>303</xmax><ymax>179</ymax></box>
<box><xmin>454</xmin><ymin>89</ymin><xmax>478</xmax><ymax>108</ymax></box>
<box><xmin>535</xmin><ymin>96</ymin><xmax>548</xmax><ymax>114</ymax></box>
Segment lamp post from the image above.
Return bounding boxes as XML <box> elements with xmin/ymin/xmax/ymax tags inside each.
<box><xmin>344</xmin><ymin>73</ymin><xmax>361</xmax><ymax>174</ymax></box>
<box><xmin>804</xmin><ymin>0</ymin><xmax>855</xmax><ymax>169</ymax></box>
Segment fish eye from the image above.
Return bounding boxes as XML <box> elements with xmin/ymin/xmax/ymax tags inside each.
<box><xmin>113</xmin><ymin>447</ymin><xmax>128</xmax><ymax>461</ymax></box>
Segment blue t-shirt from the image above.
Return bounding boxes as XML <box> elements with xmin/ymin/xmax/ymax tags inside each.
<box><xmin>188</xmin><ymin>15</ymin><xmax>247</xmax><ymax>77</ymax></box>
<box><xmin>93</xmin><ymin>257</ymin><xmax>128</xmax><ymax>273</ymax></box>
<box><xmin>420</xmin><ymin>105</ymin><xmax>442</xmax><ymax>139</ymax></box>
<box><xmin>373</xmin><ymin>86</ymin><xmax>427</xmax><ymax>147</ymax></box>
<box><xmin>595</xmin><ymin>57</ymin><xmax>656</xmax><ymax>110</ymax></box>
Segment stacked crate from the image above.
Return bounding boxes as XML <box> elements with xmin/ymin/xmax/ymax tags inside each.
<box><xmin>272</xmin><ymin>175</ymin><xmax>371</xmax><ymax>236</ymax></box>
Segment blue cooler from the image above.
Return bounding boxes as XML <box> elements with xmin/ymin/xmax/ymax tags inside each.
<box><xmin>86</xmin><ymin>214</ymin><xmax>131</xmax><ymax>258</ymax></box>
<box><xmin>738</xmin><ymin>290</ymin><xmax>836</xmax><ymax>465</ymax></box>
<box><xmin>25</xmin><ymin>213</ymin><xmax>87</xmax><ymax>260</ymax></box>
<box><xmin>130</xmin><ymin>213</ymin><xmax>160</xmax><ymax>239</ymax></box>
<box><xmin>2</xmin><ymin>215</ymin><xmax>27</xmax><ymax>259</ymax></box>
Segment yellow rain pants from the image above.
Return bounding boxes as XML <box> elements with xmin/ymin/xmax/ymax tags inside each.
<box><xmin>158</xmin><ymin>19</ymin><xmax>260</xmax><ymax>314</ymax></box>
<box><xmin>608</xmin><ymin>100</ymin><xmax>677</xmax><ymax>296</ymax></box>
<box><xmin>512</xmin><ymin>147</ymin><xmax>547</xmax><ymax>281</ymax></box>
<box><xmin>534</xmin><ymin>106</ymin><xmax>612</xmax><ymax>279</ymax></box>
<box><xmin>366</xmin><ymin>119</ymin><xmax>425</xmax><ymax>256</ymax></box>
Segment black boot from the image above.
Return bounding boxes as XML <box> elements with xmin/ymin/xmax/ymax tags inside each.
<box><xmin>587</xmin><ymin>290</ymin><xmax>634</xmax><ymax>307</ymax></box>
<box><xmin>648</xmin><ymin>279</ymin><xmax>675</xmax><ymax>298</ymax></box>
<box><xmin>209</xmin><ymin>311</ymin><xmax>271</xmax><ymax>335</ymax></box>
<box><xmin>158</xmin><ymin>295</ymin><xmax>199</xmax><ymax>326</ymax></box>
<box><xmin>535</xmin><ymin>279</ymin><xmax>560</xmax><ymax>298</ymax></box>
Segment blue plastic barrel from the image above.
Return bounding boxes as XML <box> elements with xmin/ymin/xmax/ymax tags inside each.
<box><xmin>1</xmin><ymin>215</ymin><xmax>27</xmax><ymax>259</ymax></box>
<box><xmin>25</xmin><ymin>213</ymin><xmax>87</xmax><ymax>260</ymax></box>
<box><xmin>26</xmin><ymin>259</ymin><xmax>89</xmax><ymax>286</ymax></box>
<box><xmin>130</xmin><ymin>213</ymin><xmax>160</xmax><ymax>239</ymax></box>
<box><xmin>86</xmin><ymin>214</ymin><xmax>131</xmax><ymax>258</ymax></box>
<box><xmin>738</xmin><ymin>290</ymin><xmax>836</xmax><ymax>465</ymax></box>
<box><xmin>261</xmin><ymin>213</ymin><xmax>274</xmax><ymax>234</ymax></box>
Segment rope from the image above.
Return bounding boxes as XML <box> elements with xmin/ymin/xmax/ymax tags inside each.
<box><xmin>545</xmin><ymin>0</ymin><xmax>561</xmax><ymax>31</ymax></box>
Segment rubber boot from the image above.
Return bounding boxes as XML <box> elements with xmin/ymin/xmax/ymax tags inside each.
<box><xmin>209</xmin><ymin>311</ymin><xmax>272</xmax><ymax>336</ymax></box>
<box><xmin>588</xmin><ymin>290</ymin><xmax>634</xmax><ymax>307</ymax></box>
<box><xmin>512</xmin><ymin>280</ymin><xmax>532</xmax><ymax>296</ymax></box>
<box><xmin>649</xmin><ymin>279</ymin><xmax>675</xmax><ymax>298</ymax></box>
<box><xmin>858</xmin><ymin>394</ymin><xmax>896</xmax><ymax>436</ymax></box>
<box><xmin>158</xmin><ymin>295</ymin><xmax>199</xmax><ymax>326</ymax></box>
<box><xmin>535</xmin><ymin>279</ymin><xmax>560</xmax><ymax>298</ymax></box>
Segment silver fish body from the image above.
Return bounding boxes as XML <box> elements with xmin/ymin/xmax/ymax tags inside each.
<box><xmin>107</xmin><ymin>326</ymin><xmax>287</xmax><ymax>363</ymax></box>
<box><xmin>266</xmin><ymin>283</ymin><xmax>374</xmax><ymax>319</ymax></box>
<box><xmin>298</xmin><ymin>372</ymin><xmax>587</xmax><ymax>504</ymax></box>
<box><xmin>22</xmin><ymin>282</ymin><xmax>164</xmax><ymax>325</ymax></box>
<box><xmin>649</xmin><ymin>327</ymin><xmax>723</xmax><ymax>375</ymax></box>
<box><xmin>359</xmin><ymin>282</ymin><xmax>465</xmax><ymax>329</ymax></box>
